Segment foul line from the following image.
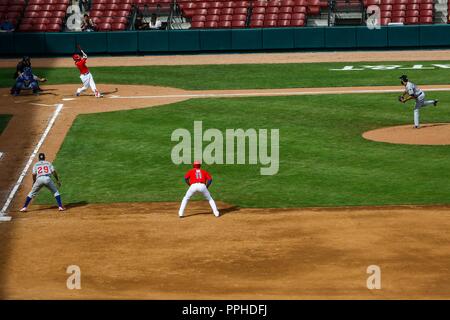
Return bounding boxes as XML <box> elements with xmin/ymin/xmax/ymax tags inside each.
<box><xmin>0</xmin><ymin>103</ymin><xmax>64</xmax><ymax>221</ymax></box>
<box><xmin>108</xmin><ymin>87</ymin><xmax>450</xmax><ymax>100</ymax></box>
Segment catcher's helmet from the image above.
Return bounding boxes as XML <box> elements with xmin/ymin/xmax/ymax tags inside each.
<box><xmin>399</xmin><ymin>75</ymin><xmax>408</xmax><ymax>82</ymax></box>
<box><xmin>193</xmin><ymin>160</ymin><xmax>201</xmax><ymax>168</ymax></box>
<box><xmin>72</xmin><ymin>54</ymin><xmax>81</xmax><ymax>61</ymax></box>
<box><xmin>22</xmin><ymin>56</ymin><xmax>30</xmax><ymax>62</ymax></box>
<box><xmin>38</xmin><ymin>153</ymin><xmax>45</xmax><ymax>161</ymax></box>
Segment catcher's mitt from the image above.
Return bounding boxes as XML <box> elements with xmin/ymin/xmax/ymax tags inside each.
<box><xmin>398</xmin><ymin>96</ymin><xmax>404</xmax><ymax>103</ymax></box>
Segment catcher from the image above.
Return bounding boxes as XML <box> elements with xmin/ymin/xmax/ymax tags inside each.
<box><xmin>398</xmin><ymin>75</ymin><xmax>438</xmax><ymax>129</ymax></box>
<box><xmin>11</xmin><ymin>66</ymin><xmax>41</xmax><ymax>96</ymax></box>
<box><xmin>10</xmin><ymin>56</ymin><xmax>47</xmax><ymax>95</ymax></box>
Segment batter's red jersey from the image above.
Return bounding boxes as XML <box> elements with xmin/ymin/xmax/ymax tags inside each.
<box><xmin>184</xmin><ymin>168</ymin><xmax>212</xmax><ymax>185</ymax></box>
<box><xmin>75</xmin><ymin>58</ymin><xmax>89</xmax><ymax>74</ymax></box>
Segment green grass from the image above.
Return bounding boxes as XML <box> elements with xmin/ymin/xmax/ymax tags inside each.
<box><xmin>2</xmin><ymin>61</ymin><xmax>450</xmax><ymax>90</ymax></box>
<box><xmin>36</xmin><ymin>92</ymin><xmax>450</xmax><ymax>207</ymax></box>
<box><xmin>0</xmin><ymin>115</ymin><xmax>12</xmax><ymax>135</ymax></box>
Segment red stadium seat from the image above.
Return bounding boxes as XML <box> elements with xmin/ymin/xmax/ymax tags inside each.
<box><xmin>268</xmin><ymin>0</ymin><xmax>280</xmax><ymax>7</ymax></box>
<box><xmin>51</xmin><ymin>11</ymin><xmax>66</xmax><ymax>18</ymax></box>
<box><xmin>235</xmin><ymin>1</ymin><xmax>249</xmax><ymax>8</ymax></box>
<box><xmin>91</xmin><ymin>4</ymin><xmax>106</xmax><ymax>10</ymax></box>
<box><xmin>190</xmin><ymin>21</ymin><xmax>204</xmax><ymax>28</ymax></box>
<box><xmin>381</xmin><ymin>11</ymin><xmax>392</xmax><ymax>18</ymax></box>
<box><xmin>194</xmin><ymin>9</ymin><xmax>207</xmax><ymax>15</ymax></box>
<box><xmin>391</xmin><ymin>16</ymin><xmax>405</xmax><ymax>22</ymax></box>
<box><xmin>222</xmin><ymin>1</ymin><xmax>236</xmax><ymax>8</ymax></box>
<box><xmin>101</xmin><ymin>17</ymin><xmax>114</xmax><ymax>23</ymax></box>
<box><xmin>290</xmin><ymin>19</ymin><xmax>305</xmax><ymax>26</ymax></box>
<box><xmin>278</xmin><ymin>19</ymin><xmax>291</xmax><ymax>26</ymax></box>
<box><xmin>265</xmin><ymin>13</ymin><xmax>278</xmax><ymax>20</ymax></box>
<box><xmin>420</xmin><ymin>3</ymin><xmax>433</xmax><ymax>10</ymax></box>
<box><xmin>252</xmin><ymin>7</ymin><xmax>265</xmax><ymax>14</ymax></box>
<box><xmin>8</xmin><ymin>5</ymin><xmax>23</xmax><ymax>11</ymax></box>
<box><xmin>250</xmin><ymin>19</ymin><xmax>263</xmax><ymax>27</ymax></box>
<box><xmin>394</xmin><ymin>0</ymin><xmax>407</xmax><ymax>4</ymax></box>
<box><xmin>19</xmin><ymin>23</ymin><xmax>33</xmax><ymax>31</ymax></box>
<box><xmin>48</xmin><ymin>17</ymin><xmax>63</xmax><ymax>24</ymax></box>
<box><xmin>208</xmin><ymin>8</ymin><xmax>221</xmax><ymax>14</ymax></box>
<box><xmin>46</xmin><ymin>24</ymin><xmax>62</xmax><ymax>32</ymax></box>
<box><xmin>220</xmin><ymin>14</ymin><xmax>233</xmax><ymax>21</ymax></box>
<box><xmin>380</xmin><ymin>4</ymin><xmax>392</xmax><ymax>10</ymax></box>
<box><xmin>392</xmin><ymin>10</ymin><xmax>405</xmax><ymax>17</ymax></box>
<box><xmin>234</xmin><ymin>7</ymin><xmax>247</xmax><ymax>14</ymax></box>
<box><xmin>253</xmin><ymin>0</ymin><xmax>267</xmax><ymax>7</ymax></box>
<box><xmin>113</xmin><ymin>16</ymin><xmax>128</xmax><ymax>24</ymax></box>
<box><xmin>196</xmin><ymin>2</ymin><xmax>209</xmax><ymax>9</ymax></box>
<box><xmin>278</xmin><ymin>13</ymin><xmax>291</xmax><ymax>19</ymax></box>
<box><xmin>279</xmin><ymin>6</ymin><xmax>293</xmax><ymax>13</ymax></box>
<box><xmin>251</xmin><ymin>13</ymin><xmax>265</xmax><ymax>20</ymax></box>
<box><xmin>294</xmin><ymin>0</ymin><xmax>307</xmax><ymax>5</ymax></box>
<box><xmin>111</xmin><ymin>22</ymin><xmax>126</xmax><ymax>30</ymax></box>
<box><xmin>381</xmin><ymin>0</ymin><xmax>394</xmax><ymax>4</ymax></box>
<box><xmin>209</xmin><ymin>2</ymin><xmax>222</xmax><ymax>8</ymax></box>
<box><xmin>32</xmin><ymin>23</ymin><xmax>47</xmax><ymax>31</ymax></box>
<box><xmin>308</xmin><ymin>5</ymin><xmax>320</xmax><ymax>15</ymax></box>
<box><xmin>267</xmin><ymin>6</ymin><xmax>279</xmax><ymax>13</ymax></box>
<box><xmin>98</xmin><ymin>22</ymin><xmax>112</xmax><ymax>31</ymax></box>
<box><xmin>280</xmin><ymin>0</ymin><xmax>295</xmax><ymax>6</ymax></box>
<box><xmin>406</xmin><ymin>4</ymin><xmax>419</xmax><ymax>10</ymax></box>
<box><xmin>405</xmin><ymin>16</ymin><xmax>419</xmax><ymax>24</ymax></box>
<box><xmin>392</xmin><ymin>4</ymin><xmax>406</xmax><ymax>10</ymax></box>
<box><xmin>420</xmin><ymin>9</ymin><xmax>433</xmax><ymax>16</ymax></box>
<box><xmin>406</xmin><ymin>9</ymin><xmax>419</xmax><ymax>16</ymax></box>
<box><xmin>205</xmin><ymin>21</ymin><xmax>218</xmax><ymax>28</ymax></box>
<box><xmin>231</xmin><ymin>20</ymin><xmax>246</xmax><ymax>27</ymax></box>
<box><xmin>292</xmin><ymin>12</ymin><xmax>306</xmax><ymax>19</ymax></box>
<box><xmin>293</xmin><ymin>6</ymin><xmax>307</xmax><ymax>13</ymax></box>
<box><xmin>218</xmin><ymin>20</ymin><xmax>231</xmax><ymax>27</ymax></box>
<box><xmin>263</xmin><ymin>19</ymin><xmax>277</xmax><ymax>27</ymax></box>
<box><xmin>221</xmin><ymin>8</ymin><xmax>233</xmax><ymax>15</ymax></box>
<box><xmin>206</xmin><ymin>14</ymin><xmax>219</xmax><ymax>21</ymax></box>
<box><xmin>419</xmin><ymin>16</ymin><xmax>433</xmax><ymax>23</ymax></box>
<box><xmin>5</xmin><ymin>11</ymin><xmax>21</xmax><ymax>19</ymax></box>
<box><xmin>192</xmin><ymin>15</ymin><xmax>206</xmax><ymax>21</ymax></box>
<box><xmin>380</xmin><ymin>17</ymin><xmax>391</xmax><ymax>25</ymax></box>
<box><xmin>105</xmin><ymin>4</ymin><xmax>119</xmax><ymax>10</ymax></box>
<box><xmin>366</xmin><ymin>0</ymin><xmax>380</xmax><ymax>5</ymax></box>
<box><xmin>232</xmin><ymin>14</ymin><xmax>246</xmax><ymax>21</ymax></box>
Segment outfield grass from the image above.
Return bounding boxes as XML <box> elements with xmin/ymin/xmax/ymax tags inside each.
<box><xmin>1</xmin><ymin>61</ymin><xmax>450</xmax><ymax>90</ymax></box>
<box><xmin>0</xmin><ymin>115</ymin><xmax>11</xmax><ymax>135</ymax></box>
<box><xmin>37</xmin><ymin>92</ymin><xmax>450</xmax><ymax>207</ymax></box>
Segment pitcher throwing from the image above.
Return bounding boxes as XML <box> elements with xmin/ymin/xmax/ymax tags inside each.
<box><xmin>178</xmin><ymin>161</ymin><xmax>220</xmax><ymax>218</ymax></box>
<box><xmin>73</xmin><ymin>48</ymin><xmax>103</xmax><ymax>98</ymax></box>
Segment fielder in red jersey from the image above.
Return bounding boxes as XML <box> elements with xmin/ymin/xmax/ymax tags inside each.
<box><xmin>178</xmin><ymin>160</ymin><xmax>220</xmax><ymax>218</ymax></box>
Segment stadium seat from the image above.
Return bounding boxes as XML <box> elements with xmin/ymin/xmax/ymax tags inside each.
<box><xmin>111</xmin><ymin>22</ymin><xmax>126</xmax><ymax>30</ymax></box>
<box><xmin>279</xmin><ymin>6</ymin><xmax>293</xmax><ymax>13</ymax></box>
<box><xmin>253</xmin><ymin>0</ymin><xmax>268</xmax><ymax>7</ymax></box>
<box><xmin>234</xmin><ymin>7</ymin><xmax>247</xmax><ymax>14</ymax></box>
<box><xmin>294</xmin><ymin>0</ymin><xmax>307</xmax><ymax>5</ymax></box>
<box><xmin>293</xmin><ymin>6</ymin><xmax>307</xmax><ymax>13</ymax></box>
<box><xmin>46</xmin><ymin>23</ymin><xmax>61</xmax><ymax>31</ymax></box>
<box><xmin>278</xmin><ymin>19</ymin><xmax>291</xmax><ymax>26</ymax></box>
<box><xmin>265</xmin><ymin>13</ymin><xmax>278</xmax><ymax>20</ymax></box>
<box><xmin>250</xmin><ymin>19</ymin><xmax>264</xmax><ymax>27</ymax></box>
<box><xmin>419</xmin><ymin>16</ymin><xmax>433</xmax><ymax>23</ymax></box>
<box><xmin>252</xmin><ymin>7</ymin><xmax>265</xmax><ymax>14</ymax></box>
<box><xmin>221</xmin><ymin>8</ymin><xmax>234</xmax><ymax>15</ymax></box>
<box><xmin>290</xmin><ymin>19</ymin><xmax>305</xmax><ymax>26</ymax></box>
<box><xmin>381</xmin><ymin>11</ymin><xmax>392</xmax><ymax>18</ymax></box>
<box><xmin>190</xmin><ymin>21</ymin><xmax>205</xmax><ymax>28</ymax></box>
<box><xmin>98</xmin><ymin>22</ymin><xmax>112</xmax><ymax>30</ymax></box>
<box><xmin>222</xmin><ymin>1</ymin><xmax>236</xmax><ymax>8</ymax></box>
<box><xmin>231</xmin><ymin>20</ymin><xmax>246</xmax><ymax>27</ymax></box>
<box><xmin>392</xmin><ymin>10</ymin><xmax>406</xmax><ymax>18</ymax></box>
<box><xmin>391</xmin><ymin>16</ymin><xmax>405</xmax><ymax>22</ymax></box>
<box><xmin>263</xmin><ymin>19</ymin><xmax>277</xmax><ymax>27</ymax></box>
<box><xmin>405</xmin><ymin>16</ymin><xmax>419</xmax><ymax>24</ymax></box>
<box><xmin>267</xmin><ymin>7</ymin><xmax>279</xmax><ymax>14</ymax></box>
<box><xmin>205</xmin><ymin>21</ymin><xmax>218</xmax><ymax>28</ymax></box>
<box><xmin>208</xmin><ymin>8</ymin><xmax>221</xmax><ymax>15</ymax></box>
<box><xmin>392</xmin><ymin>4</ymin><xmax>406</xmax><ymax>10</ymax></box>
<box><xmin>206</xmin><ymin>14</ymin><xmax>219</xmax><ymax>21</ymax></box>
<box><xmin>192</xmin><ymin>15</ymin><xmax>206</xmax><ymax>22</ymax></box>
<box><xmin>406</xmin><ymin>4</ymin><xmax>419</xmax><ymax>10</ymax></box>
<box><xmin>220</xmin><ymin>14</ymin><xmax>233</xmax><ymax>21</ymax></box>
<box><xmin>420</xmin><ymin>9</ymin><xmax>433</xmax><ymax>17</ymax></box>
<box><xmin>380</xmin><ymin>5</ymin><xmax>392</xmax><ymax>10</ymax></box>
<box><xmin>292</xmin><ymin>12</ymin><xmax>306</xmax><ymax>20</ymax></box>
<box><xmin>278</xmin><ymin>13</ymin><xmax>291</xmax><ymax>20</ymax></box>
<box><xmin>406</xmin><ymin>10</ymin><xmax>419</xmax><ymax>17</ymax></box>
<box><xmin>251</xmin><ymin>13</ymin><xmax>265</xmax><ymax>20</ymax></box>
<box><xmin>218</xmin><ymin>20</ymin><xmax>231</xmax><ymax>27</ymax></box>
<box><xmin>380</xmin><ymin>17</ymin><xmax>390</xmax><ymax>25</ymax></box>
<box><xmin>232</xmin><ymin>14</ymin><xmax>246</xmax><ymax>21</ymax></box>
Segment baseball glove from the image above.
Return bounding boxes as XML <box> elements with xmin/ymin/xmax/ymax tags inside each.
<box><xmin>398</xmin><ymin>96</ymin><xmax>404</xmax><ymax>103</ymax></box>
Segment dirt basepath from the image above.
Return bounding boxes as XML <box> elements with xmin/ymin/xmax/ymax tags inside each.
<box><xmin>1</xmin><ymin>82</ymin><xmax>450</xmax><ymax>299</ymax></box>
<box><xmin>1</xmin><ymin>50</ymin><xmax>450</xmax><ymax>68</ymax></box>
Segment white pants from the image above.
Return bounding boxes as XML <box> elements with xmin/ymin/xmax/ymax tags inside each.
<box><xmin>414</xmin><ymin>92</ymin><xmax>435</xmax><ymax>127</ymax></box>
<box><xmin>28</xmin><ymin>176</ymin><xmax>59</xmax><ymax>198</ymax></box>
<box><xmin>179</xmin><ymin>183</ymin><xmax>219</xmax><ymax>217</ymax></box>
<box><xmin>77</xmin><ymin>72</ymin><xmax>100</xmax><ymax>97</ymax></box>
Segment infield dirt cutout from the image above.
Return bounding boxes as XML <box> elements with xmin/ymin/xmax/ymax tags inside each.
<box><xmin>1</xmin><ymin>79</ymin><xmax>450</xmax><ymax>299</ymax></box>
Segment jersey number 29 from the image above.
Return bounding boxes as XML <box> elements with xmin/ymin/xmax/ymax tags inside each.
<box><xmin>37</xmin><ymin>166</ymin><xmax>50</xmax><ymax>174</ymax></box>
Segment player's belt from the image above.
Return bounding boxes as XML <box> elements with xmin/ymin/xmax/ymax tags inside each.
<box><xmin>81</xmin><ymin>72</ymin><xmax>90</xmax><ymax>75</ymax></box>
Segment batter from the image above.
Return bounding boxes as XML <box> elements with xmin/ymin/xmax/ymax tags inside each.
<box><xmin>73</xmin><ymin>50</ymin><xmax>103</xmax><ymax>98</ymax></box>
<box><xmin>19</xmin><ymin>153</ymin><xmax>65</xmax><ymax>212</ymax></box>
<box><xmin>178</xmin><ymin>161</ymin><xmax>220</xmax><ymax>218</ymax></box>
<box><xmin>399</xmin><ymin>75</ymin><xmax>438</xmax><ymax>128</ymax></box>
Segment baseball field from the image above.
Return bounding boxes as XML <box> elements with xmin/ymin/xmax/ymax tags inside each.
<box><xmin>0</xmin><ymin>51</ymin><xmax>449</xmax><ymax>299</ymax></box>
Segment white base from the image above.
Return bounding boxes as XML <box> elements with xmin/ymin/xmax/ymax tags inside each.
<box><xmin>0</xmin><ymin>215</ymin><xmax>12</xmax><ymax>222</ymax></box>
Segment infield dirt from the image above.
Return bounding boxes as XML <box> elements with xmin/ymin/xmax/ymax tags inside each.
<box><xmin>1</xmin><ymin>51</ymin><xmax>450</xmax><ymax>299</ymax></box>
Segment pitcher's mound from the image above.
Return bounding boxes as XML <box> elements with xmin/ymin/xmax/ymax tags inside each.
<box><xmin>363</xmin><ymin>123</ymin><xmax>450</xmax><ymax>145</ymax></box>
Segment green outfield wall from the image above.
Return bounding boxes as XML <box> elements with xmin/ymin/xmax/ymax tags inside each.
<box><xmin>1</xmin><ymin>25</ymin><xmax>449</xmax><ymax>56</ymax></box>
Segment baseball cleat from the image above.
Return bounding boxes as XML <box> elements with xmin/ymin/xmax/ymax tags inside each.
<box><xmin>19</xmin><ymin>207</ymin><xmax>27</xmax><ymax>212</ymax></box>
<box><xmin>434</xmin><ymin>99</ymin><xmax>439</xmax><ymax>106</ymax></box>
<box><xmin>214</xmin><ymin>212</ymin><xmax>220</xmax><ymax>217</ymax></box>
<box><xmin>414</xmin><ymin>125</ymin><xmax>420</xmax><ymax>129</ymax></box>
<box><xmin>75</xmin><ymin>92</ymin><xmax>80</xmax><ymax>96</ymax></box>
<box><xmin>58</xmin><ymin>206</ymin><xmax>66</xmax><ymax>211</ymax></box>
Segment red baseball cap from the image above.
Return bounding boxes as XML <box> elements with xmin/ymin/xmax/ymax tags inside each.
<box><xmin>193</xmin><ymin>160</ymin><xmax>201</xmax><ymax>168</ymax></box>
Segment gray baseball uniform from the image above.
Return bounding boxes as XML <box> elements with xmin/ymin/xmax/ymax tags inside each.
<box><xmin>28</xmin><ymin>160</ymin><xmax>60</xmax><ymax>198</ymax></box>
<box><xmin>405</xmin><ymin>81</ymin><xmax>436</xmax><ymax>127</ymax></box>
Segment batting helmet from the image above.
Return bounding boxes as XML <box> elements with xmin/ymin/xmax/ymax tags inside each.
<box><xmin>193</xmin><ymin>160</ymin><xmax>201</xmax><ymax>168</ymax></box>
<box><xmin>38</xmin><ymin>153</ymin><xmax>45</xmax><ymax>161</ymax></box>
<box><xmin>399</xmin><ymin>75</ymin><xmax>408</xmax><ymax>82</ymax></box>
<box><xmin>72</xmin><ymin>54</ymin><xmax>81</xmax><ymax>61</ymax></box>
